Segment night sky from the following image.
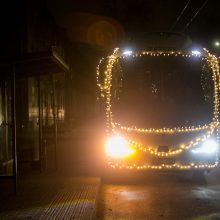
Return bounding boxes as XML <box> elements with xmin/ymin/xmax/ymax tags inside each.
<box><xmin>47</xmin><ymin>0</ymin><xmax>220</xmax><ymax>50</ymax></box>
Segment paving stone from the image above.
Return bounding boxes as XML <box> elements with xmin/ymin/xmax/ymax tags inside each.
<box><xmin>0</xmin><ymin>174</ymin><xmax>100</xmax><ymax>220</ymax></box>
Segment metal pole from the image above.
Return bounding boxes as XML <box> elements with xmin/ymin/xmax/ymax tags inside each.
<box><xmin>11</xmin><ymin>64</ymin><xmax>17</xmax><ymax>194</ymax></box>
<box><xmin>52</xmin><ymin>74</ymin><xmax>57</xmax><ymax>170</ymax></box>
<box><xmin>2</xmin><ymin>81</ymin><xmax>8</xmax><ymax>159</ymax></box>
<box><xmin>37</xmin><ymin>77</ymin><xmax>43</xmax><ymax>172</ymax></box>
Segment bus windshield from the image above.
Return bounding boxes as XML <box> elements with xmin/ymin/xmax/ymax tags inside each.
<box><xmin>111</xmin><ymin>56</ymin><xmax>214</xmax><ymax>128</ymax></box>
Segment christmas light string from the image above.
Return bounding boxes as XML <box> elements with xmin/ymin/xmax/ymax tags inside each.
<box><xmin>97</xmin><ymin>48</ymin><xmax>220</xmax><ymax>170</ymax></box>
<box><xmin>128</xmin><ymin>128</ymin><xmax>214</xmax><ymax>157</ymax></box>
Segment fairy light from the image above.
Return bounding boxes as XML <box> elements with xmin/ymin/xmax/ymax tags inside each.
<box><xmin>113</xmin><ymin>122</ymin><xmax>216</xmax><ymax>134</ymax></box>
<box><xmin>97</xmin><ymin>48</ymin><xmax>220</xmax><ymax>170</ymax></box>
<box><xmin>108</xmin><ymin>160</ymin><xmax>218</xmax><ymax>170</ymax></box>
<box><xmin>128</xmin><ymin>127</ymin><xmax>214</xmax><ymax>157</ymax></box>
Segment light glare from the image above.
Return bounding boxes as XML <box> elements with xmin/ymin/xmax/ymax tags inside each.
<box><xmin>105</xmin><ymin>135</ymin><xmax>135</xmax><ymax>158</ymax></box>
<box><xmin>215</xmin><ymin>41</ymin><xmax>220</xmax><ymax>47</ymax></box>
<box><xmin>192</xmin><ymin>139</ymin><xmax>217</xmax><ymax>154</ymax></box>
<box><xmin>122</xmin><ymin>50</ymin><xmax>133</xmax><ymax>56</ymax></box>
<box><xmin>191</xmin><ymin>50</ymin><xmax>201</xmax><ymax>56</ymax></box>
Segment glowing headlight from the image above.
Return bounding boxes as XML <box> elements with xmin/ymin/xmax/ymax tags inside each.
<box><xmin>122</xmin><ymin>50</ymin><xmax>133</xmax><ymax>56</ymax></box>
<box><xmin>191</xmin><ymin>139</ymin><xmax>218</xmax><ymax>154</ymax></box>
<box><xmin>191</xmin><ymin>50</ymin><xmax>201</xmax><ymax>56</ymax></box>
<box><xmin>105</xmin><ymin>135</ymin><xmax>135</xmax><ymax>158</ymax></box>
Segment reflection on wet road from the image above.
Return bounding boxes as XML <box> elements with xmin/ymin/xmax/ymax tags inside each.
<box><xmin>97</xmin><ymin>174</ymin><xmax>220</xmax><ymax>220</ymax></box>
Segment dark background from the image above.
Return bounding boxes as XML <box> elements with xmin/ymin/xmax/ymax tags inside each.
<box><xmin>0</xmin><ymin>0</ymin><xmax>220</xmax><ymax>172</ymax></box>
<box><xmin>46</xmin><ymin>0</ymin><xmax>220</xmax><ymax>48</ymax></box>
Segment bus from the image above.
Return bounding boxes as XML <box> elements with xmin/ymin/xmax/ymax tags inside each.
<box><xmin>96</xmin><ymin>33</ymin><xmax>220</xmax><ymax>176</ymax></box>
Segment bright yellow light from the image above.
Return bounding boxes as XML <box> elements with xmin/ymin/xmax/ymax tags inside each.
<box><xmin>105</xmin><ymin>135</ymin><xmax>135</xmax><ymax>158</ymax></box>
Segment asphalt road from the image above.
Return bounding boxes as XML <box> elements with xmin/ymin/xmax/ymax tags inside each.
<box><xmin>55</xmin><ymin>122</ymin><xmax>220</xmax><ymax>220</ymax></box>
<box><xmin>96</xmin><ymin>171</ymin><xmax>220</xmax><ymax>220</ymax></box>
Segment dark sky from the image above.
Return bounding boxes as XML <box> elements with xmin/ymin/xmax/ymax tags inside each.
<box><xmin>47</xmin><ymin>0</ymin><xmax>220</xmax><ymax>48</ymax></box>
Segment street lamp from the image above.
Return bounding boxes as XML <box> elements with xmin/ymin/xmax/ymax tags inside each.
<box><xmin>214</xmin><ymin>41</ymin><xmax>220</xmax><ymax>56</ymax></box>
<box><xmin>215</xmin><ymin>41</ymin><xmax>220</xmax><ymax>47</ymax></box>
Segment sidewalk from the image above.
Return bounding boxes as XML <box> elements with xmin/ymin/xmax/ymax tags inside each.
<box><xmin>0</xmin><ymin>173</ymin><xmax>100</xmax><ymax>220</ymax></box>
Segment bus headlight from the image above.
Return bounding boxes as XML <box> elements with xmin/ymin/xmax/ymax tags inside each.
<box><xmin>105</xmin><ymin>135</ymin><xmax>135</xmax><ymax>159</ymax></box>
<box><xmin>191</xmin><ymin>139</ymin><xmax>218</xmax><ymax>154</ymax></box>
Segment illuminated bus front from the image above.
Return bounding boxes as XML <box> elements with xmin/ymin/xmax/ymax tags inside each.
<box><xmin>97</xmin><ymin>48</ymin><xmax>219</xmax><ymax>170</ymax></box>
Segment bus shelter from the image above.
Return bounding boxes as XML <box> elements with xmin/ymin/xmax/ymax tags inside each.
<box><xmin>0</xmin><ymin>48</ymin><xmax>70</xmax><ymax>193</ymax></box>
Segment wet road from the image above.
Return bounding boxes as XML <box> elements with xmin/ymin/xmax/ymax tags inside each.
<box><xmin>96</xmin><ymin>172</ymin><xmax>220</xmax><ymax>220</ymax></box>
